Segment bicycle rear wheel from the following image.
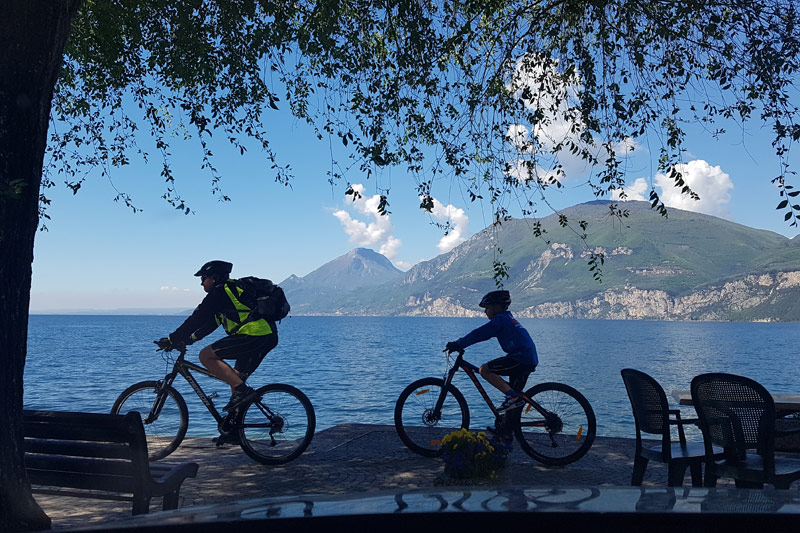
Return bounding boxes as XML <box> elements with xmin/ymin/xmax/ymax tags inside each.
<box><xmin>394</xmin><ymin>377</ymin><xmax>470</xmax><ymax>457</ymax></box>
<box><xmin>237</xmin><ymin>384</ymin><xmax>315</xmax><ymax>465</ymax></box>
<box><xmin>514</xmin><ymin>382</ymin><xmax>596</xmax><ymax>466</ymax></box>
<box><xmin>111</xmin><ymin>380</ymin><xmax>188</xmax><ymax>461</ymax></box>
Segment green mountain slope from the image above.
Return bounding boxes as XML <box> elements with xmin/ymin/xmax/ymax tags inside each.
<box><xmin>286</xmin><ymin>202</ymin><xmax>800</xmax><ymax>321</ymax></box>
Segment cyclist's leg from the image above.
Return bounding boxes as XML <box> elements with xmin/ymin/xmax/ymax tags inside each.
<box><xmin>479</xmin><ymin>358</ymin><xmax>512</xmax><ymax>394</ymax></box>
<box><xmin>508</xmin><ymin>365</ymin><xmax>535</xmax><ymax>395</ymax></box>
<box><xmin>480</xmin><ymin>356</ymin><xmax>529</xmax><ymax>394</ymax></box>
<box><xmin>216</xmin><ymin>333</ymin><xmax>279</xmax><ymax>412</ymax></box>
<box><xmin>233</xmin><ymin>329</ymin><xmax>278</xmax><ymax>377</ymax></box>
<box><xmin>483</xmin><ymin>358</ymin><xmax>535</xmax><ymax>436</ymax></box>
<box><xmin>208</xmin><ymin>333</ymin><xmax>276</xmax><ymax>391</ymax></box>
<box><xmin>198</xmin><ymin>344</ymin><xmax>244</xmax><ymax>388</ymax></box>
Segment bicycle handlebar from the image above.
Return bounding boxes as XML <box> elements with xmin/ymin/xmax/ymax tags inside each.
<box><xmin>154</xmin><ymin>339</ymin><xmax>188</xmax><ymax>356</ymax></box>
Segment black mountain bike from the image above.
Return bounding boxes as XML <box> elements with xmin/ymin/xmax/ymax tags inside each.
<box><xmin>111</xmin><ymin>344</ymin><xmax>315</xmax><ymax>465</ymax></box>
<box><xmin>394</xmin><ymin>349</ymin><xmax>596</xmax><ymax>466</ymax></box>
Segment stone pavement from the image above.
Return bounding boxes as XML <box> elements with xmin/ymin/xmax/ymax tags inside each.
<box><xmin>35</xmin><ymin>424</ymin><xmax>750</xmax><ymax>530</ymax></box>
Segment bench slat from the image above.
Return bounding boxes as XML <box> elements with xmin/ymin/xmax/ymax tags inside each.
<box><xmin>25</xmin><ymin>437</ymin><xmax>134</xmax><ymax>459</ymax></box>
<box><xmin>26</xmin><ymin>454</ymin><xmax>135</xmax><ymax>477</ymax></box>
<box><xmin>25</xmin><ymin>409</ymin><xmax>133</xmax><ymax>426</ymax></box>
<box><xmin>30</xmin><ymin>487</ymin><xmax>133</xmax><ymax>502</ymax></box>
<box><xmin>27</xmin><ymin>469</ymin><xmax>137</xmax><ymax>493</ymax></box>
<box><xmin>24</xmin><ymin>420</ymin><xmax>133</xmax><ymax>443</ymax></box>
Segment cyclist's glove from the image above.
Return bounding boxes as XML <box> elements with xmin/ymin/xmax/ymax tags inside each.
<box><xmin>156</xmin><ymin>337</ymin><xmax>187</xmax><ymax>352</ymax></box>
<box><xmin>155</xmin><ymin>337</ymin><xmax>173</xmax><ymax>351</ymax></box>
<box><xmin>445</xmin><ymin>341</ymin><xmax>463</xmax><ymax>354</ymax></box>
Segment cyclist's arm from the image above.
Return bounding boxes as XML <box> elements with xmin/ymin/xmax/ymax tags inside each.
<box><xmin>168</xmin><ymin>291</ymin><xmax>221</xmax><ymax>344</ymax></box>
<box><xmin>454</xmin><ymin>317</ymin><xmax>502</xmax><ymax>349</ymax></box>
<box><xmin>181</xmin><ymin>319</ymin><xmax>218</xmax><ymax>344</ymax></box>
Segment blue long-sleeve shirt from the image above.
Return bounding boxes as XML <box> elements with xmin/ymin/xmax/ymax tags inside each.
<box><xmin>455</xmin><ymin>311</ymin><xmax>538</xmax><ymax>366</ymax></box>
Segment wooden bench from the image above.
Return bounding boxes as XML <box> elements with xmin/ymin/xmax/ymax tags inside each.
<box><xmin>24</xmin><ymin>409</ymin><xmax>199</xmax><ymax>515</ymax></box>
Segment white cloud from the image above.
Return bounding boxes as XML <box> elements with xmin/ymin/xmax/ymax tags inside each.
<box><xmin>427</xmin><ymin>197</ymin><xmax>470</xmax><ymax>253</ymax></box>
<box><xmin>507</xmin><ymin>124</ymin><xmax>531</xmax><ymax>152</ymax></box>
<box><xmin>333</xmin><ymin>183</ymin><xmax>402</xmax><ymax>259</ymax></box>
<box><xmin>612</xmin><ymin>160</ymin><xmax>734</xmax><ymax>219</ymax></box>
<box><xmin>394</xmin><ymin>259</ymin><xmax>417</xmax><ymax>271</ymax></box>
<box><xmin>611</xmin><ymin>177</ymin><xmax>649</xmax><ymax>201</ymax></box>
<box><xmin>655</xmin><ymin>160</ymin><xmax>733</xmax><ymax>218</ymax></box>
<box><xmin>379</xmin><ymin>236</ymin><xmax>402</xmax><ymax>258</ymax></box>
<box><xmin>160</xmin><ymin>286</ymin><xmax>191</xmax><ymax>292</ymax></box>
<box><xmin>506</xmin><ymin>158</ymin><xmax>563</xmax><ymax>186</ymax></box>
<box><xmin>507</xmin><ymin>54</ymin><xmax>640</xmax><ymax>184</ymax></box>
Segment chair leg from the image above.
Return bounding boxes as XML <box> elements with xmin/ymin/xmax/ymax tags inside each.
<box><xmin>632</xmin><ymin>455</ymin><xmax>648</xmax><ymax>486</ymax></box>
<box><xmin>703</xmin><ymin>465</ymin><xmax>718</xmax><ymax>488</ymax></box>
<box><xmin>689</xmin><ymin>461</ymin><xmax>703</xmax><ymax>487</ymax></box>
<box><xmin>667</xmin><ymin>462</ymin><xmax>688</xmax><ymax>487</ymax></box>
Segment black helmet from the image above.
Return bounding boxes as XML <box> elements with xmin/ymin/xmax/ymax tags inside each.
<box><xmin>479</xmin><ymin>290</ymin><xmax>511</xmax><ymax>308</ymax></box>
<box><xmin>195</xmin><ymin>260</ymin><xmax>233</xmax><ymax>281</ymax></box>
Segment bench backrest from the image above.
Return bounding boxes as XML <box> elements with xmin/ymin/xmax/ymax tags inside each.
<box><xmin>23</xmin><ymin>410</ymin><xmax>151</xmax><ymax>496</ymax></box>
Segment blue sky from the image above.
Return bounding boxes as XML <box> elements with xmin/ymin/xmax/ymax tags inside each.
<box><xmin>30</xmin><ymin>90</ymin><xmax>799</xmax><ymax>312</ymax></box>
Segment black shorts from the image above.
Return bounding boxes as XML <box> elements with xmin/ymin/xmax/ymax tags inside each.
<box><xmin>485</xmin><ymin>356</ymin><xmax>536</xmax><ymax>392</ymax></box>
<box><xmin>211</xmin><ymin>332</ymin><xmax>278</xmax><ymax>375</ymax></box>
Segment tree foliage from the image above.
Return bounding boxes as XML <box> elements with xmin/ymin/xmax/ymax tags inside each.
<box><xmin>49</xmin><ymin>0</ymin><xmax>800</xmax><ymax>280</ymax></box>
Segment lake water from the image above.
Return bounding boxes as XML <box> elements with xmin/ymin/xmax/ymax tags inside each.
<box><xmin>24</xmin><ymin>315</ymin><xmax>800</xmax><ymax>439</ymax></box>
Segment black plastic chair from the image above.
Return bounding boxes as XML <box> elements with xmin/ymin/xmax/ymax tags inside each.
<box><xmin>621</xmin><ymin>368</ymin><xmax>714</xmax><ymax>487</ymax></box>
<box><xmin>691</xmin><ymin>372</ymin><xmax>800</xmax><ymax>489</ymax></box>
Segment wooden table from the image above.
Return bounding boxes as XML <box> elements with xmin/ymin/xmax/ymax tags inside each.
<box><xmin>671</xmin><ymin>390</ymin><xmax>800</xmax><ymax>412</ymax></box>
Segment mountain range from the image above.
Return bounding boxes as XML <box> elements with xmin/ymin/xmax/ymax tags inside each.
<box><xmin>280</xmin><ymin>201</ymin><xmax>800</xmax><ymax>321</ymax></box>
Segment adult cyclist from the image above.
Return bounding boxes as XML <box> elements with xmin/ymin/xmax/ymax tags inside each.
<box><xmin>445</xmin><ymin>290</ymin><xmax>538</xmax><ymax>426</ymax></box>
<box><xmin>156</xmin><ymin>260</ymin><xmax>278</xmax><ymax>418</ymax></box>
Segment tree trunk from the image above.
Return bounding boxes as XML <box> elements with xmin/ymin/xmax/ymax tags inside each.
<box><xmin>0</xmin><ymin>1</ymin><xmax>79</xmax><ymax>530</ymax></box>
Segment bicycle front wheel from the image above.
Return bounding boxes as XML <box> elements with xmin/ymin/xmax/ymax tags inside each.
<box><xmin>394</xmin><ymin>377</ymin><xmax>470</xmax><ymax>457</ymax></box>
<box><xmin>111</xmin><ymin>380</ymin><xmax>189</xmax><ymax>461</ymax></box>
<box><xmin>238</xmin><ymin>384</ymin><xmax>315</xmax><ymax>465</ymax></box>
<box><xmin>514</xmin><ymin>382</ymin><xmax>596</xmax><ymax>466</ymax></box>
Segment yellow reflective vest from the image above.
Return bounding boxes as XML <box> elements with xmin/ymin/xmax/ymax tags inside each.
<box><xmin>217</xmin><ymin>281</ymin><xmax>273</xmax><ymax>336</ymax></box>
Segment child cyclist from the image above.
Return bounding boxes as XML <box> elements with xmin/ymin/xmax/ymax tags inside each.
<box><xmin>445</xmin><ymin>290</ymin><xmax>538</xmax><ymax>419</ymax></box>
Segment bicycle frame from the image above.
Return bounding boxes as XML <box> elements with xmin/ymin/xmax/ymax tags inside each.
<box><xmin>436</xmin><ymin>351</ymin><xmax>553</xmax><ymax>426</ymax></box>
<box><xmin>150</xmin><ymin>348</ymin><xmax>230</xmax><ymax>428</ymax></box>
<box><xmin>152</xmin><ymin>348</ymin><xmax>288</xmax><ymax>437</ymax></box>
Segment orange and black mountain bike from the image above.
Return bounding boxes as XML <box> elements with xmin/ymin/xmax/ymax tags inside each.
<box><xmin>394</xmin><ymin>349</ymin><xmax>596</xmax><ymax>466</ymax></box>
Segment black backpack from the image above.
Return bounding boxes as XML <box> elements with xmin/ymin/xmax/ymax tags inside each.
<box><xmin>235</xmin><ymin>277</ymin><xmax>291</xmax><ymax>322</ymax></box>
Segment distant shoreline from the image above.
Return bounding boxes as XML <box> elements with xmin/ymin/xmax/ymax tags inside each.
<box><xmin>26</xmin><ymin>313</ymin><xmax>799</xmax><ymax>323</ymax></box>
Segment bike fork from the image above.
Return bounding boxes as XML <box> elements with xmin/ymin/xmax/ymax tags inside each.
<box><xmin>145</xmin><ymin>381</ymin><xmax>169</xmax><ymax>424</ymax></box>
